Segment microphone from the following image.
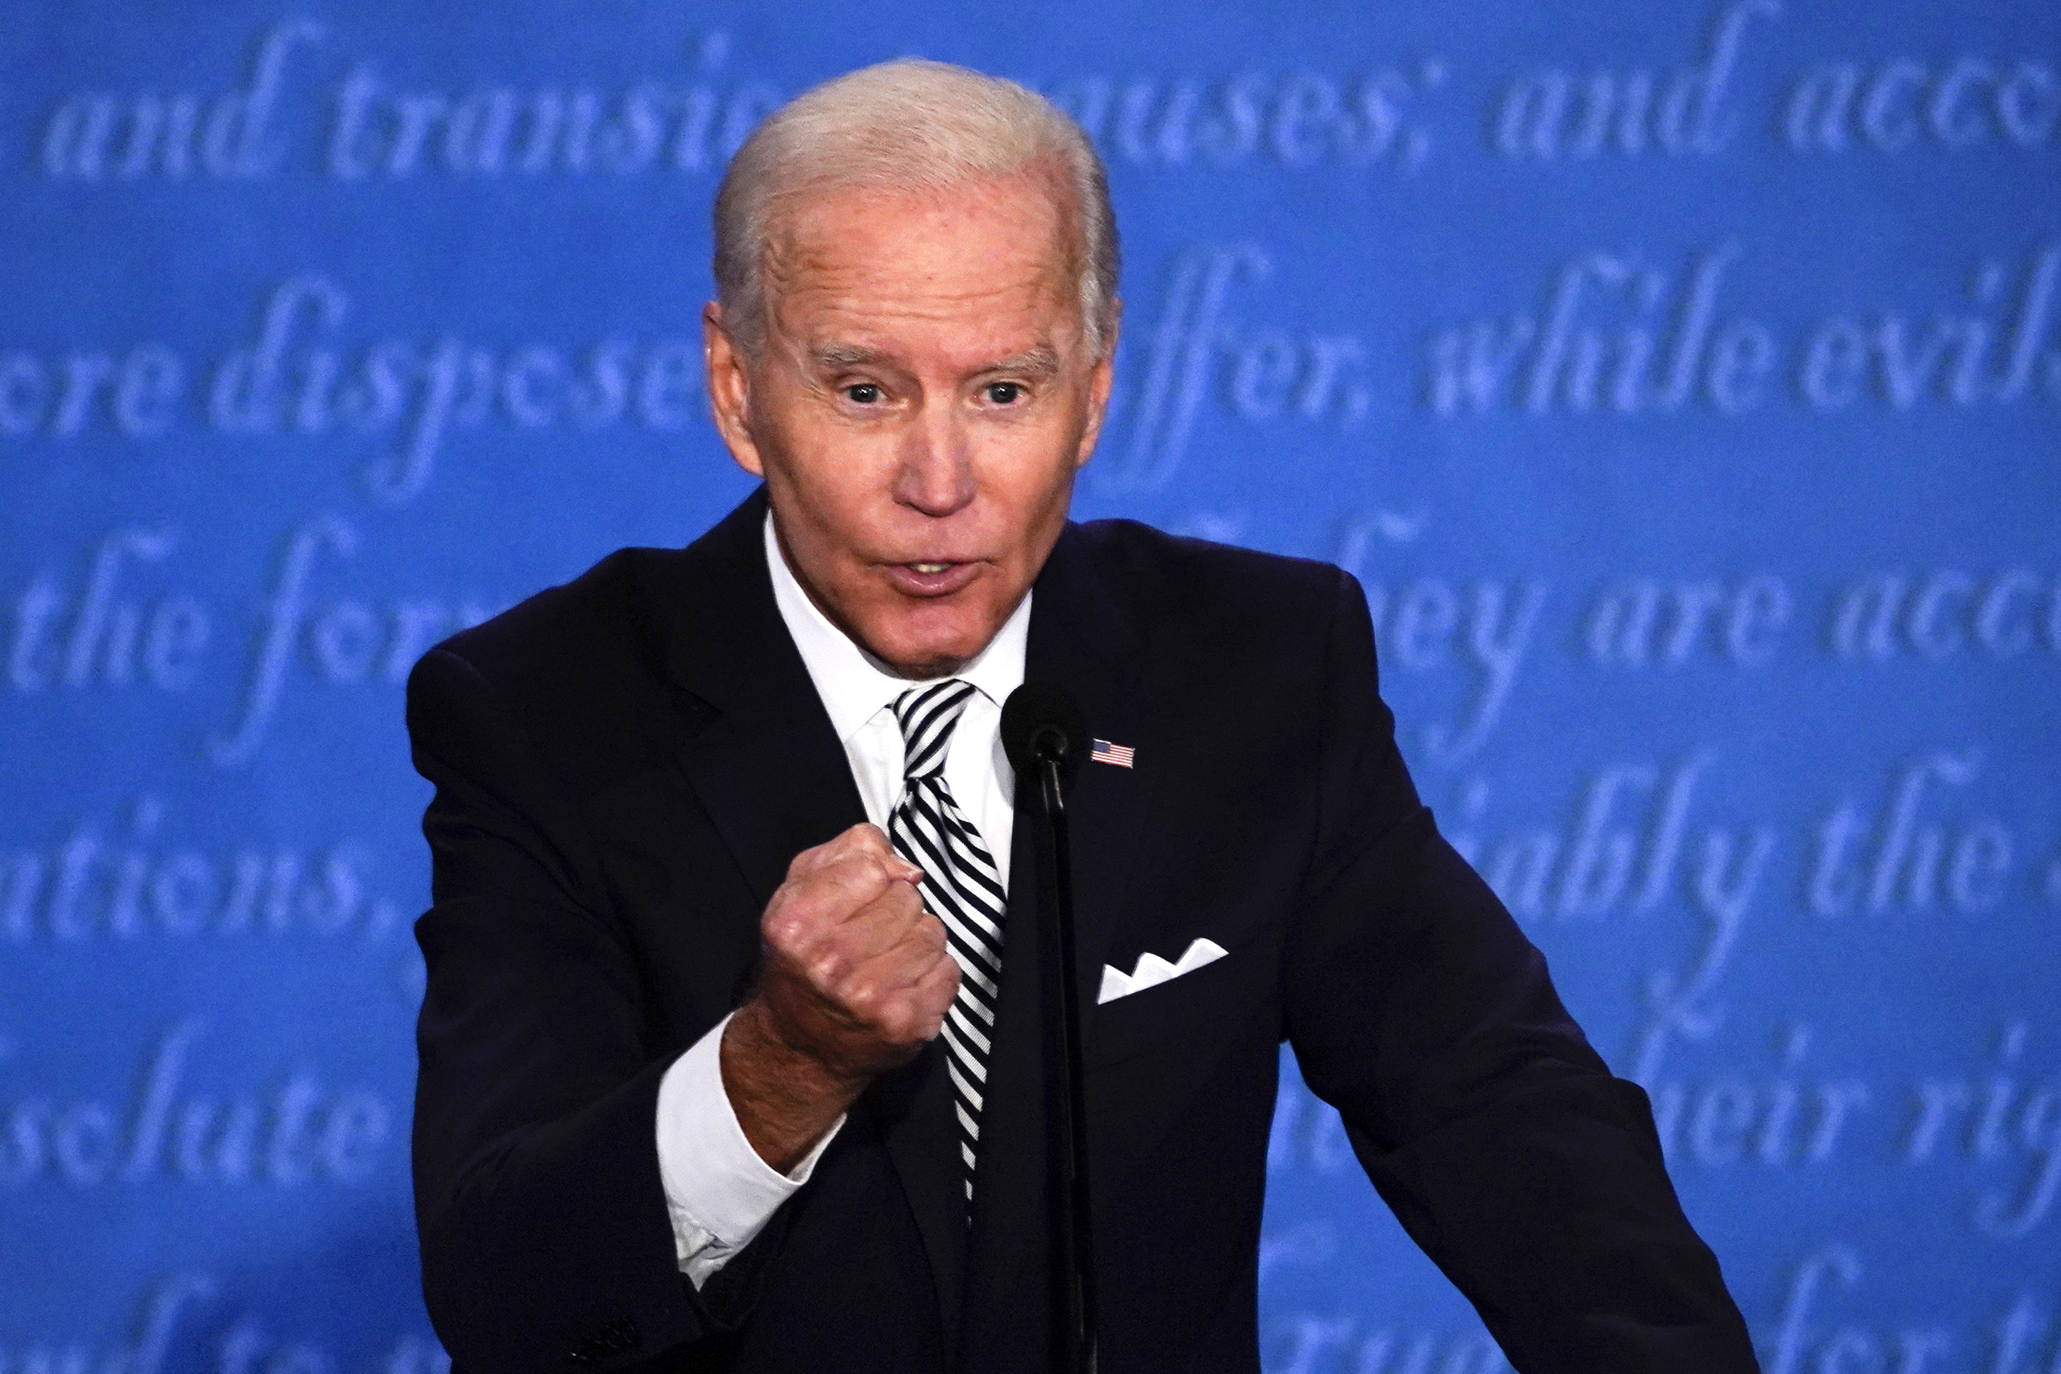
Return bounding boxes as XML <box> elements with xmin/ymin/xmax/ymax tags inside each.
<box><xmin>1000</xmin><ymin>682</ymin><xmax>1098</xmax><ymax>1373</ymax></box>
<box><xmin>1000</xmin><ymin>683</ymin><xmax>1088</xmax><ymax>786</ymax></box>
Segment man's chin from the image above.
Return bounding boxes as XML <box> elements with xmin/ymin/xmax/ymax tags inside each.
<box><xmin>875</xmin><ymin>644</ymin><xmax>984</xmax><ymax>681</ymax></box>
<box><xmin>865</xmin><ymin>616</ymin><xmax>995</xmax><ymax>680</ymax></box>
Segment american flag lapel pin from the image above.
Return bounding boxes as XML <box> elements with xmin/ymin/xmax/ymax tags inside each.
<box><xmin>1090</xmin><ymin>738</ymin><xmax>1135</xmax><ymax>768</ymax></box>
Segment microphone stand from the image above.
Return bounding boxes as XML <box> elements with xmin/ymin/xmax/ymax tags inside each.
<box><xmin>1028</xmin><ymin>739</ymin><xmax>1098</xmax><ymax>1374</ymax></box>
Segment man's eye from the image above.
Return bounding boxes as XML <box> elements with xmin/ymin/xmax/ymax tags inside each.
<box><xmin>844</xmin><ymin>383</ymin><xmax>882</xmax><ymax>404</ymax></box>
<box><xmin>984</xmin><ymin>382</ymin><xmax>1024</xmax><ymax>405</ymax></box>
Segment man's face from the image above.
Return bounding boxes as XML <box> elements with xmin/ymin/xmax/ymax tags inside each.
<box><xmin>704</xmin><ymin>168</ymin><xmax>1115</xmax><ymax>678</ymax></box>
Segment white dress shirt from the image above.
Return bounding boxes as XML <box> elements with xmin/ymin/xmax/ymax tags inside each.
<box><xmin>656</xmin><ymin>512</ymin><xmax>1030</xmax><ymax>1287</ymax></box>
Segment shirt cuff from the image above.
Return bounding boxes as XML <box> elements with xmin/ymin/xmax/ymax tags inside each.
<box><xmin>656</xmin><ymin>1010</ymin><xmax>845</xmax><ymax>1288</ymax></box>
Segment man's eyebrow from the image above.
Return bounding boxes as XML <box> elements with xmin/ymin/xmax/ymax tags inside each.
<box><xmin>805</xmin><ymin>343</ymin><xmax>1065</xmax><ymax>379</ymax></box>
<box><xmin>979</xmin><ymin>346</ymin><xmax>1062</xmax><ymax>379</ymax></box>
<box><xmin>808</xmin><ymin>343</ymin><xmax>891</xmax><ymax>371</ymax></box>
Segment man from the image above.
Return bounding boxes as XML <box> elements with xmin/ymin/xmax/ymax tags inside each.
<box><xmin>407</xmin><ymin>59</ymin><xmax>1758</xmax><ymax>1374</ymax></box>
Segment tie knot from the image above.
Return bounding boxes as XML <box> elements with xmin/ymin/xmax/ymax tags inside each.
<box><xmin>893</xmin><ymin>679</ymin><xmax>977</xmax><ymax>781</ymax></box>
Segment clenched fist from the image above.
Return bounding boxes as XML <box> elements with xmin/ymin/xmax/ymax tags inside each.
<box><xmin>721</xmin><ymin>824</ymin><xmax>961</xmax><ymax>1171</ymax></box>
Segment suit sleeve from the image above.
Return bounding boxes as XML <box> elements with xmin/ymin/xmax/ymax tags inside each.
<box><xmin>406</xmin><ymin>647</ymin><xmax>783</xmax><ymax>1374</ymax></box>
<box><xmin>1281</xmin><ymin>572</ymin><xmax>1760</xmax><ymax>1374</ymax></box>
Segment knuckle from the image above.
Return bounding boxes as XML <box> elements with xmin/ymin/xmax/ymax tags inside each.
<box><xmin>846</xmin><ymin>981</ymin><xmax>883</xmax><ymax>1020</ymax></box>
<box><xmin>831</xmin><ymin>859</ymin><xmax>886</xmax><ymax>902</ymax></box>
<box><xmin>792</xmin><ymin>835</ymin><xmax>839</xmax><ymax>874</ymax></box>
<box><xmin>766</xmin><ymin>885</ymin><xmax>827</xmax><ymax>933</ymax></box>
<box><xmin>763</xmin><ymin>913</ymin><xmax>803</xmax><ymax>951</ymax></box>
<box><xmin>880</xmin><ymin>1004</ymin><xmax>920</xmax><ymax>1044</ymax></box>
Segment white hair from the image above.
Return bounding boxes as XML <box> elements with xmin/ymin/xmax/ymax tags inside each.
<box><xmin>713</xmin><ymin>59</ymin><xmax>1119</xmax><ymax>359</ymax></box>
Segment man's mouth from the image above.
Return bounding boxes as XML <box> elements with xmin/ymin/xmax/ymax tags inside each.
<box><xmin>886</xmin><ymin>560</ymin><xmax>981</xmax><ymax>597</ymax></box>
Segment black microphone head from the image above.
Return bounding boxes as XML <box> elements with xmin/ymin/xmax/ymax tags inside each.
<box><xmin>1000</xmin><ymin>683</ymin><xmax>1088</xmax><ymax>781</ymax></box>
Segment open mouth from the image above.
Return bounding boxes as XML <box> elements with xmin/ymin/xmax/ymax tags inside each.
<box><xmin>887</xmin><ymin>560</ymin><xmax>981</xmax><ymax>597</ymax></box>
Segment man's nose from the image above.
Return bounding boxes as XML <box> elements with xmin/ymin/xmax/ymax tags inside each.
<box><xmin>891</xmin><ymin>404</ymin><xmax>976</xmax><ymax>518</ymax></box>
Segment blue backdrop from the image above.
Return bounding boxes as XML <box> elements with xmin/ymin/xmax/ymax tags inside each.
<box><xmin>4</xmin><ymin>1</ymin><xmax>2059</xmax><ymax>1369</ymax></box>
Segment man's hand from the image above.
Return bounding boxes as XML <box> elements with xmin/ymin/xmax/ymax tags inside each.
<box><xmin>721</xmin><ymin>824</ymin><xmax>961</xmax><ymax>1172</ymax></box>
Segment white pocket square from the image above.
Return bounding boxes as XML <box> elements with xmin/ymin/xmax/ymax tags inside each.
<box><xmin>1096</xmin><ymin>938</ymin><xmax>1228</xmax><ymax>1005</ymax></box>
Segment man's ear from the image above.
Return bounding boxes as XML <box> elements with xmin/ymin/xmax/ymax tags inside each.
<box><xmin>704</xmin><ymin>303</ymin><xmax>765</xmax><ymax>478</ymax></box>
<box><xmin>1074</xmin><ymin>304</ymin><xmax>1121</xmax><ymax>470</ymax></box>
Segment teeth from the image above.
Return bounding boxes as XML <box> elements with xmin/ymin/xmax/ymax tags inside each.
<box><xmin>910</xmin><ymin>562</ymin><xmax>951</xmax><ymax>574</ymax></box>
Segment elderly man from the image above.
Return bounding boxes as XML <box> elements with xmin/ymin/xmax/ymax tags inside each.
<box><xmin>406</xmin><ymin>59</ymin><xmax>1757</xmax><ymax>1374</ymax></box>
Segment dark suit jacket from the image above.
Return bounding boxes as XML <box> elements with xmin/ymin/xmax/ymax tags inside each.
<box><xmin>406</xmin><ymin>488</ymin><xmax>1757</xmax><ymax>1374</ymax></box>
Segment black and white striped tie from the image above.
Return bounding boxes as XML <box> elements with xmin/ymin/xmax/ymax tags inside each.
<box><xmin>887</xmin><ymin>679</ymin><xmax>1006</xmax><ymax>1202</ymax></box>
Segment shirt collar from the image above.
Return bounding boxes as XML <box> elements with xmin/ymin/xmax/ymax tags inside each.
<box><xmin>763</xmin><ymin>510</ymin><xmax>1031</xmax><ymax>743</ymax></box>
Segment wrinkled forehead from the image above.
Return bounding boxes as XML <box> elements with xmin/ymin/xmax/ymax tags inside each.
<box><xmin>758</xmin><ymin>168</ymin><xmax>1088</xmax><ymax>348</ymax></box>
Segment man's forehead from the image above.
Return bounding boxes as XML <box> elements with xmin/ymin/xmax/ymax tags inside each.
<box><xmin>755</xmin><ymin>172</ymin><xmax>1088</xmax><ymax>366</ymax></box>
<box><xmin>766</xmin><ymin>176</ymin><xmax>1076</xmax><ymax>290</ymax></box>
<box><xmin>774</xmin><ymin>165</ymin><xmax>1071</xmax><ymax>244</ymax></box>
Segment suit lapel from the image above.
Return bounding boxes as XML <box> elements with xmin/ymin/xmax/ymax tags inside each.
<box><xmin>960</xmin><ymin>524</ymin><xmax>1151</xmax><ymax>1370</ymax></box>
<box><xmin>665</xmin><ymin>491</ymin><xmax>867</xmax><ymax>908</ymax></box>
<box><xmin>1023</xmin><ymin>527</ymin><xmax>1151</xmax><ymax>1027</ymax></box>
<box><xmin>661</xmin><ymin>489</ymin><xmax>968</xmax><ymax>1349</ymax></box>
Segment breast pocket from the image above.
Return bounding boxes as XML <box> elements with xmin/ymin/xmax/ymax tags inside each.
<box><xmin>1086</xmin><ymin>939</ymin><xmax>1275</xmax><ymax>1070</ymax></box>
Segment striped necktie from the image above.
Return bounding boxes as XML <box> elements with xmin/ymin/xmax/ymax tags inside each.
<box><xmin>887</xmin><ymin>679</ymin><xmax>1006</xmax><ymax>1203</ymax></box>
